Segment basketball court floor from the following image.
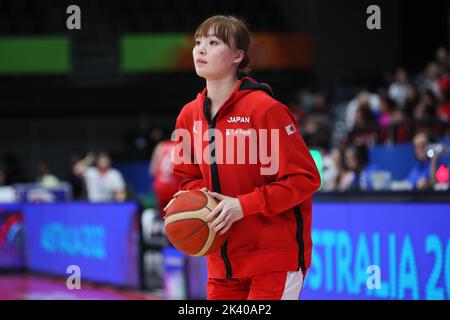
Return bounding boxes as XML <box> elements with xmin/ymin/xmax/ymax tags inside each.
<box><xmin>0</xmin><ymin>273</ymin><xmax>162</xmax><ymax>300</ymax></box>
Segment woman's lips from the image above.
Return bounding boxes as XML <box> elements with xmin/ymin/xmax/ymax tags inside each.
<box><xmin>196</xmin><ymin>59</ymin><xmax>207</xmax><ymax>64</ymax></box>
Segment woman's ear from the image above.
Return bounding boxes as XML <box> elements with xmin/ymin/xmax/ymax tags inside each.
<box><xmin>233</xmin><ymin>49</ymin><xmax>244</xmax><ymax>65</ymax></box>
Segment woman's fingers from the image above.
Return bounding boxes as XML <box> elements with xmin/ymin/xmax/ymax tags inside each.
<box><xmin>207</xmin><ymin>202</ymin><xmax>224</xmax><ymax>223</ymax></box>
<box><xmin>211</xmin><ymin>212</ymin><xmax>229</xmax><ymax>232</ymax></box>
<box><xmin>219</xmin><ymin>223</ymin><xmax>232</xmax><ymax>235</ymax></box>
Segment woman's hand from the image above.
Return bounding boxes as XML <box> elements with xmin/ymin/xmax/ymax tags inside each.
<box><xmin>206</xmin><ymin>191</ymin><xmax>244</xmax><ymax>235</ymax></box>
<box><xmin>162</xmin><ymin>187</ymin><xmax>209</xmax><ymax>217</ymax></box>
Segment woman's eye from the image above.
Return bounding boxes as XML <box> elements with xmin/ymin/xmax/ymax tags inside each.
<box><xmin>209</xmin><ymin>40</ymin><xmax>218</xmax><ymax>45</ymax></box>
<box><xmin>194</xmin><ymin>40</ymin><xmax>200</xmax><ymax>46</ymax></box>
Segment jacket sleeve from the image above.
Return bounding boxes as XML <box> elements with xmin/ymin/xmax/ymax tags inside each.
<box><xmin>237</xmin><ymin>102</ymin><xmax>321</xmax><ymax>216</ymax></box>
<box><xmin>172</xmin><ymin>113</ymin><xmax>205</xmax><ymax>191</ymax></box>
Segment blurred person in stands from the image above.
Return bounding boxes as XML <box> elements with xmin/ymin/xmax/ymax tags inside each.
<box><xmin>73</xmin><ymin>151</ymin><xmax>126</xmax><ymax>202</ymax></box>
<box><xmin>36</xmin><ymin>161</ymin><xmax>60</xmax><ymax>188</ymax></box>
<box><xmin>403</xmin><ymin>85</ymin><xmax>419</xmax><ymax>118</ymax></box>
<box><xmin>345</xmin><ymin>91</ymin><xmax>380</xmax><ymax>131</ymax></box>
<box><xmin>301</xmin><ymin>116</ymin><xmax>332</xmax><ymax>151</ymax></box>
<box><xmin>421</xmin><ymin>62</ymin><xmax>441</xmax><ymax>96</ymax></box>
<box><xmin>413</xmin><ymin>90</ymin><xmax>437</xmax><ymax>121</ymax></box>
<box><xmin>350</xmin><ymin>100</ymin><xmax>378</xmax><ymax>146</ymax></box>
<box><xmin>322</xmin><ymin>147</ymin><xmax>345</xmax><ymax>191</ymax></box>
<box><xmin>388</xmin><ymin>68</ymin><xmax>409</xmax><ymax>107</ymax></box>
<box><xmin>338</xmin><ymin>145</ymin><xmax>373</xmax><ymax>191</ymax></box>
<box><xmin>302</xmin><ymin>92</ymin><xmax>332</xmax><ymax>145</ymax></box>
<box><xmin>149</xmin><ymin>138</ymin><xmax>183</xmax><ymax>212</ymax></box>
<box><xmin>405</xmin><ymin>132</ymin><xmax>443</xmax><ymax>190</ymax></box>
<box><xmin>353</xmin><ymin>100</ymin><xmax>377</xmax><ymax>130</ymax></box>
<box><xmin>378</xmin><ymin>96</ymin><xmax>397</xmax><ymax>128</ymax></box>
<box><xmin>377</xmin><ymin>96</ymin><xmax>398</xmax><ymax>143</ymax></box>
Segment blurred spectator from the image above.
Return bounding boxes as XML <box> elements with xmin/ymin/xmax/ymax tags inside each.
<box><xmin>321</xmin><ymin>147</ymin><xmax>344</xmax><ymax>191</ymax></box>
<box><xmin>354</xmin><ymin>100</ymin><xmax>377</xmax><ymax>130</ymax></box>
<box><xmin>405</xmin><ymin>132</ymin><xmax>443</xmax><ymax>190</ymax></box>
<box><xmin>388</xmin><ymin>68</ymin><xmax>409</xmax><ymax>107</ymax></box>
<box><xmin>421</xmin><ymin>62</ymin><xmax>441</xmax><ymax>96</ymax></box>
<box><xmin>73</xmin><ymin>151</ymin><xmax>126</xmax><ymax>202</ymax></box>
<box><xmin>348</xmin><ymin>98</ymin><xmax>378</xmax><ymax>147</ymax></box>
<box><xmin>378</xmin><ymin>96</ymin><xmax>397</xmax><ymax>127</ymax></box>
<box><xmin>338</xmin><ymin>145</ymin><xmax>373</xmax><ymax>191</ymax></box>
<box><xmin>36</xmin><ymin>161</ymin><xmax>60</xmax><ymax>188</ymax></box>
<box><xmin>403</xmin><ymin>85</ymin><xmax>419</xmax><ymax>117</ymax></box>
<box><xmin>345</xmin><ymin>91</ymin><xmax>380</xmax><ymax>131</ymax></box>
<box><xmin>413</xmin><ymin>88</ymin><xmax>438</xmax><ymax>122</ymax></box>
<box><xmin>302</xmin><ymin>115</ymin><xmax>332</xmax><ymax>150</ymax></box>
<box><xmin>298</xmin><ymin>91</ymin><xmax>333</xmax><ymax>150</ymax></box>
<box><xmin>149</xmin><ymin>139</ymin><xmax>183</xmax><ymax>213</ymax></box>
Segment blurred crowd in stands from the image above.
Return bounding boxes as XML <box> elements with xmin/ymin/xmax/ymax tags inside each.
<box><xmin>1</xmin><ymin>47</ymin><xmax>449</xmax><ymax>199</ymax></box>
<box><xmin>293</xmin><ymin>46</ymin><xmax>450</xmax><ymax>192</ymax></box>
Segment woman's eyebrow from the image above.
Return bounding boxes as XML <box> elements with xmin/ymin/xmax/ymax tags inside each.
<box><xmin>195</xmin><ymin>34</ymin><xmax>220</xmax><ymax>40</ymax></box>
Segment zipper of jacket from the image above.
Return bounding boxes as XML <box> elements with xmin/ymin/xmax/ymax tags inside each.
<box><xmin>205</xmin><ymin>99</ymin><xmax>233</xmax><ymax>279</ymax></box>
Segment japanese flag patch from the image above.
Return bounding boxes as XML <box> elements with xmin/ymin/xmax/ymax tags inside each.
<box><xmin>285</xmin><ymin>123</ymin><xmax>297</xmax><ymax>136</ymax></box>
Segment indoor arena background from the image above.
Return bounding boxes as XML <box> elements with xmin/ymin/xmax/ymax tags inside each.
<box><xmin>0</xmin><ymin>0</ymin><xmax>449</xmax><ymax>300</ymax></box>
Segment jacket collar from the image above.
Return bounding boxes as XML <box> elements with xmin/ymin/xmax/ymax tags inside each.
<box><xmin>196</xmin><ymin>77</ymin><xmax>274</xmax><ymax>122</ymax></box>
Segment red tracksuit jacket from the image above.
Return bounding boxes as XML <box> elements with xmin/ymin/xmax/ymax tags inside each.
<box><xmin>173</xmin><ymin>77</ymin><xmax>321</xmax><ymax>279</ymax></box>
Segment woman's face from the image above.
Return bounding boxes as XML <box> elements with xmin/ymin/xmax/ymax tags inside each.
<box><xmin>193</xmin><ymin>27</ymin><xmax>243</xmax><ymax>80</ymax></box>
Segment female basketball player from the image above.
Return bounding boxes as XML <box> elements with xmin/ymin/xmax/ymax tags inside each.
<box><xmin>164</xmin><ymin>15</ymin><xmax>321</xmax><ymax>300</ymax></box>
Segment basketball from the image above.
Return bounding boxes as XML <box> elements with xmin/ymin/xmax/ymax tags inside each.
<box><xmin>164</xmin><ymin>190</ymin><xmax>228</xmax><ymax>256</ymax></box>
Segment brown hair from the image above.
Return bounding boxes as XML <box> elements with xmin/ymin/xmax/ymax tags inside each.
<box><xmin>194</xmin><ymin>15</ymin><xmax>251</xmax><ymax>74</ymax></box>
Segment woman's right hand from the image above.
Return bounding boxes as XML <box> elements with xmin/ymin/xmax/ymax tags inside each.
<box><xmin>162</xmin><ymin>188</ymin><xmax>208</xmax><ymax>217</ymax></box>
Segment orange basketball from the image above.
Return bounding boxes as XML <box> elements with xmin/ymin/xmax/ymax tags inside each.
<box><xmin>164</xmin><ymin>190</ymin><xmax>228</xmax><ymax>256</ymax></box>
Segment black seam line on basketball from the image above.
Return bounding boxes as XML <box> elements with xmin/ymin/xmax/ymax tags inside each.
<box><xmin>204</xmin><ymin>97</ymin><xmax>232</xmax><ymax>279</ymax></box>
<box><xmin>294</xmin><ymin>206</ymin><xmax>306</xmax><ymax>273</ymax></box>
<box><xmin>167</xmin><ymin>203</ymin><xmax>213</xmax><ymax>216</ymax></box>
<box><xmin>167</xmin><ymin>220</ymin><xmax>209</xmax><ymax>247</ymax></box>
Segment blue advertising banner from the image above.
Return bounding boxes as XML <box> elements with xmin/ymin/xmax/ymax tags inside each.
<box><xmin>181</xmin><ymin>202</ymin><xmax>450</xmax><ymax>300</ymax></box>
<box><xmin>23</xmin><ymin>202</ymin><xmax>140</xmax><ymax>288</ymax></box>
<box><xmin>302</xmin><ymin>203</ymin><xmax>450</xmax><ymax>300</ymax></box>
<box><xmin>0</xmin><ymin>204</ymin><xmax>25</xmax><ymax>269</ymax></box>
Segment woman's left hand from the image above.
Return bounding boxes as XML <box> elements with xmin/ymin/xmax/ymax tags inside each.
<box><xmin>206</xmin><ymin>191</ymin><xmax>244</xmax><ymax>235</ymax></box>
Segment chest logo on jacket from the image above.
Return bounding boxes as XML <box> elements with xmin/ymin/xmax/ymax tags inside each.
<box><xmin>172</xmin><ymin>121</ymin><xmax>280</xmax><ymax>176</ymax></box>
<box><xmin>227</xmin><ymin>116</ymin><xmax>250</xmax><ymax>123</ymax></box>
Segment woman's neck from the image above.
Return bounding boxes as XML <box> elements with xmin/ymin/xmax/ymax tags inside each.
<box><xmin>206</xmin><ymin>74</ymin><xmax>240</xmax><ymax>111</ymax></box>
